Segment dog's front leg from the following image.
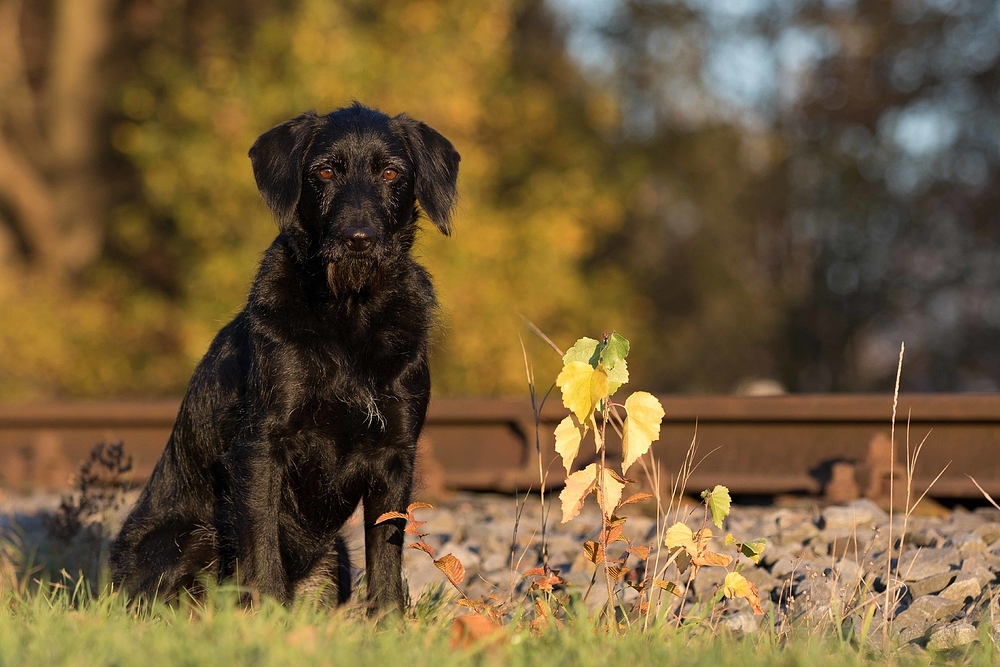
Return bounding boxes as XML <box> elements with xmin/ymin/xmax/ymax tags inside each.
<box><xmin>362</xmin><ymin>446</ymin><xmax>414</xmax><ymax>613</ymax></box>
<box><xmin>223</xmin><ymin>441</ymin><xmax>289</xmax><ymax>603</ymax></box>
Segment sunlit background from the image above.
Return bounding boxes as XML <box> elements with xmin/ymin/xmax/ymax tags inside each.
<box><xmin>0</xmin><ymin>0</ymin><xmax>997</xmax><ymax>400</ymax></box>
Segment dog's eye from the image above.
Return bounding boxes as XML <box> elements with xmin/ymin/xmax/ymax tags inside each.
<box><xmin>381</xmin><ymin>168</ymin><xmax>399</xmax><ymax>182</ymax></box>
<box><xmin>317</xmin><ymin>168</ymin><xmax>335</xmax><ymax>180</ymax></box>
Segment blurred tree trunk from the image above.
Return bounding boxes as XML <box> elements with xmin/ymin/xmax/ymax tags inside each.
<box><xmin>0</xmin><ymin>0</ymin><xmax>111</xmax><ymax>277</ymax></box>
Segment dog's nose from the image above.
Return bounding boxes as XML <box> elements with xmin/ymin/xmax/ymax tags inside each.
<box><xmin>343</xmin><ymin>227</ymin><xmax>374</xmax><ymax>251</ymax></box>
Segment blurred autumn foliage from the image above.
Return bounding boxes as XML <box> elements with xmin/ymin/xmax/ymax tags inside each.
<box><xmin>0</xmin><ymin>0</ymin><xmax>998</xmax><ymax>398</ymax></box>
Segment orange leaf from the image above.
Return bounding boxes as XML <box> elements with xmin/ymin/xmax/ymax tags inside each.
<box><xmin>606</xmin><ymin>565</ymin><xmax>628</xmax><ymax>581</ymax></box>
<box><xmin>404</xmin><ymin>520</ymin><xmax>426</xmax><ymax>535</ymax></box>
<box><xmin>434</xmin><ymin>553</ymin><xmax>466</xmax><ymax>587</ymax></box>
<box><xmin>602</xmin><ymin>522</ymin><xmax>625</xmax><ymax>544</ymax></box>
<box><xmin>629</xmin><ymin>545</ymin><xmax>651</xmax><ymax>561</ymax></box>
<box><xmin>407</xmin><ymin>501</ymin><xmax>434</xmax><ymax>512</ymax></box>
<box><xmin>534</xmin><ymin>597</ymin><xmax>550</xmax><ymax>618</ymax></box>
<box><xmin>521</xmin><ymin>567</ymin><xmax>546</xmax><ymax>578</ymax></box>
<box><xmin>450</xmin><ymin>615</ymin><xmax>503</xmax><ymax>649</ymax></box>
<box><xmin>407</xmin><ymin>542</ymin><xmax>436</xmax><ymax>557</ymax></box>
<box><xmin>535</xmin><ymin>575</ymin><xmax>564</xmax><ymax>591</ymax></box>
<box><xmin>375</xmin><ymin>511</ymin><xmax>407</xmax><ymax>524</ymax></box>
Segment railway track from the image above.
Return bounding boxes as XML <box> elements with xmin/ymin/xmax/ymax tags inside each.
<box><xmin>0</xmin><ymin>394</ymin><xmax>998</xmax><ymax>501</ymax></box>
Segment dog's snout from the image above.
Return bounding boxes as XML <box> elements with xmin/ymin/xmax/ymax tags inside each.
<box><xmin>343</xmin><ymin>227</ymin><xmax>375</xmax><ymax>251</ymax></box>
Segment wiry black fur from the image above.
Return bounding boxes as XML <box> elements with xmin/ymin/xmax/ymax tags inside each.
<box><xmin>109</xmin><ymin>104</ymin><xmax>460</xmax><ymax>611</ymax></box>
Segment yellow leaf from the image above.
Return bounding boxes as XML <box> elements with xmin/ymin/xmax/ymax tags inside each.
<box><xmin>595</xmin><ymin>468</ymin><xmax>624</xmax><ymax>519</ymax></box>
<box><xmin>559</xmin><ymin>464</ymin><xmax>598</xmax><ymax>523</ymax></box>
<box><xmin>621</xmin><ymin>391</ymin><xmax>665</xmax><ymax>475</ymax></box>
<box><xmin>554</xmin><ymin>415</ymin><xmax>585</xmax><ymax>474</ymax></box>
<box><xmin>664</xmin><ymin>522</ymin><xmax>695</xmax><ymax>551</ymax></box>
<box><xmin>557</xmin><ymin>361</ymin><xmax>595</xmax><ymax>422</ymax></box>
<box><xmin>723</xmin><ymin>571</ymin><xmax>764</xmax><ymax>615</ymax></box>
<box><xmin>589</xmin><ymin>414</ymin><xmax>602</xmax><ymax>452</ymax></box>
<box><xmin>703</xmin><ymin>485</ymin><xmax>732</xmax><ymax>529</ymax></box>
<box><xmin>556</xmin><ymin>361</ymin><xmax>609</xmax><ymax>423</ymax></box>
<box><xmin>559</xmin><ymin>463</ymin><xmax>624</xmax><ymax>523</ymax></box>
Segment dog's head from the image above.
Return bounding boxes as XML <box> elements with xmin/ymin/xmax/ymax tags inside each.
<box><xmin>248</xmin><ymin>103</ymin><xmax>460</xmax><ymax>296</ymax></box>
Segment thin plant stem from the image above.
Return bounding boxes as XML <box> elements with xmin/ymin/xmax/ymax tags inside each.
<box><xmin>883</xmin><ymin>341</ymin><xmax>903</xmax><ymax>646</ymax></box>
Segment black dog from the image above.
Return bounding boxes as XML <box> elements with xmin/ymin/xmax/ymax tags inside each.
<box><xmin>109</xmin><ymin>103</ymin><xmax>460</xmax><ymax>611</ymax></box>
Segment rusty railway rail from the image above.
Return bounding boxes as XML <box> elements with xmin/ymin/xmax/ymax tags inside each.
<box><xmin>1</xmin><ymin>395</ymin><xmax>998</xmax><ymax>500</ymax></box>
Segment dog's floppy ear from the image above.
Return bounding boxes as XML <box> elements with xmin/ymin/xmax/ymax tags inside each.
<box><xmin>248</xmin><ymin>111</ymin><xmax>321</xmax><ymax>230</ymax></box>
<box><xmin>392</xmin><ymin>114</ymin><xmax>461</xmax><ymax>235</ymax></box>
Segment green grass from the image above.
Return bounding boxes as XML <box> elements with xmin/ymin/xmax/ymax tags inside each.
<box><xmin>0</xmin><ymin>583</ymin><xmax>994</xmax><ymax>667</ymax></box>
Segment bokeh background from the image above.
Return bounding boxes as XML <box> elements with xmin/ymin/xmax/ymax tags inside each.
<box><xmin>0</xmin><ymin>0</ymin><xmax>998</xmax><ymax>400</ymax></box>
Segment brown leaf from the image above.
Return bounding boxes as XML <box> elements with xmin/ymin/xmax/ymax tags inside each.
<box><xmin>674</xmin><ymin>549</ymin><xmax>692</xmax><ymax>575</ymax></box>
<box><xmin>619</xmin><ymin>492</ymin><xmax>655</xmax><ymax>507</ymax></box>
<box><xmin>606</xmin><ymin>564</ymin><xmax>628</xmax><ymax>581</ymax></box>
<box><xmin>653</xmin><ymin>579</ymin><xmax>682</xmax><ymax>596</ymax></box>
<box><xmin>606</xmin><ymin>468</ymin><xmax>630</xmax><ymax>485</ymax></box>
<box><xmin>407</xmin><ymin>541</ymin><xmax>436</xmax><ymax>557</ymax></box>
<box><xmin>455</xmin><ymin>598</ymin><xmax>486</xmax><ymax>613</ymax></box>
<box><xmin>521</xmin><ymin>566</ymin><xmax>546</xmax><ymax>578</ymax></box>
<box><xmin>583</xmin><ymin>540</ymin><xmax>605</xmax><ymax>564</ymax></box>
<box><xmin>434</xmin><ymin>553</ymin><xmax>466</xmax><ymax>586</ymax></box>
<box><xmin>375</xmin><ymin>511</ymin><xmax>407</xmax><ymax>524</ymax></box>
<box><xmin>693</xmin><ymin>550</ymin><xmax>733</xmax><ymax>568</ymax></box>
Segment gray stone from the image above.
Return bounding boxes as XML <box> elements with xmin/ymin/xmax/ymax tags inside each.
<box><xmin>903</xmin><ymin>527</ymin><xmax>942</xmax><ymax>549</ymax></box>
<box><xmin>960</xmin><ymin>554</ymin><xmax>995</xmax><ymax>586</ymax></box>
<box><xmin>906</xmin><ymin>594</ymin><xmax>964</xmax><ymax>619</ymax></box>
<box><xmin>693</xmin><ymin>564</ymin><xmax>728</xmax><ymax>595</ymax></box>
<box><xmin>893</xmin><ymin>594</ymin><xmax>964</xmax><ymax>642</ymax></box>
<box><xmin>945</xmin><ymin>533</ymin><xmax>986</xmax><ymax>554</ymax></box>
<box><xmin>769</xmin><ymin>551</ymin><xmax>811</xmax><ymax>581</ymax></box>
<box><xmin>831</xmin><ymin>558</ymin><xmax>862</xmax><ymax>588</ymax></box>
<box><xmin>419</xmin><ymin>510</ymin><xmax>459</xmax><ymax>537</ymax></box>
<box><xmin>820</xmin><ymin>529</ymin><xmax>873</xmax><ymax>558</ymax></box>
<box><xmin>907</xmin><ymin>571</ymin><xmax>957</xmax><ymax>598</ymax></box>
<box><xmin>945</xmin><ymin>510</ymin><xmax>986</xmax><ymax>534</ymax></box>
<box><xmin>973</xmin><ymin>522</ymin><xmax>1000</xmax><ymax>546</ymax></box>
<box><xmin>927</xmin><ymin>622</ymin><xmax>979</xmax><ymax>651</ymax></box>
<box><xmin>894</xmin><ymin>609</ymin><xmax>934</xmax><ymax>644</ymax></box>
<box><xmin>724</xmin><ymin>610</ymin><xmax>760</xmax><ymax>636</ymax></box>
<box><xmin>403</xmin><ymin>550</ymin><xmax>449</xmax><ymax>601</ymax></box>
<box><xmin>939</xmin><ymin>573</ymin><xmax>983</xmax><ymax>603</ymax></box>
<box><xmin>897</xmin><ymin>547</ymin><xmax>960</xmax><ymax>581</ymax></box>
<box><xmin>775</xmin><ymin>516</ymin><xmax>820</xmax><ymax>544</ymax></box>
<box><xmin>741</xmin><ymin>565</ymin><xmax>779</xmax><ymax>597</ymax></box>
<box><xmin>761</xmin><ymin>542</ymin><xmax>805</xmax><ymax>567</ymax></box>
<box><xmin>480</xmin><ymin>551</ymin><xmax>510</xmax><ymax>573</ymax></box>
<box><xmin>821</xmin><ymin>500</ymin><xmax>887</xmax><ymax>531</ymax></box>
